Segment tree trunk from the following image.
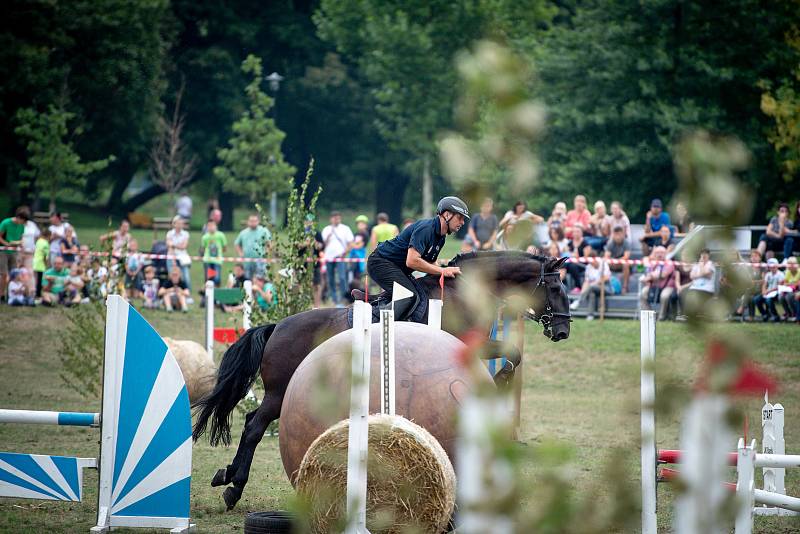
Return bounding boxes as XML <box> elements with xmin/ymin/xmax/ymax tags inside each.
<box><xmin>105</xmin><ymin>161</ymin><xmax>138</xmax><ymax>215</ymax></box>
<box><xmin>374</xmin><ymin>168</ymin><xmax>409</xmax><ymax>225</ymax></box>
<box><xmin>119</xmin><ymin>183</ymin><xmax>166</xmax><ymax>214</ymax></box>
<box><xmin>219</xmin><ymin>190</ymin><xmax>236</xmax><ymax>232</ymax></box>
<box><xmin>422</xmin><ymin>155</ymin><xmax>433</xmax><ymax>218</ymax></box>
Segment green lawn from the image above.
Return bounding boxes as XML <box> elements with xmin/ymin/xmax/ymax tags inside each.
<box><xmin>1</xmin><ymin>302</ymin><xmax>798</xmax><ymax>533</ymax></box>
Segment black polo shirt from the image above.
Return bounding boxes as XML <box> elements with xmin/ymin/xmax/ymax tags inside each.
<box><xmin>374</xmin><ymin>217</ymin><xmax>446</xmax><ymax>274</ymax></box>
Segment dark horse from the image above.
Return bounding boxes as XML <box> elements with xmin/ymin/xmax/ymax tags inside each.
<box><xmin>193</xmin><ymin>251</ymin><xmax>571</xmax><ymax>509</ymax></box>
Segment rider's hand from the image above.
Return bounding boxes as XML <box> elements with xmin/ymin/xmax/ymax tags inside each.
<box><xmin>442</xmin><ymin>266</ymin><xmax>461</xmax><ymax>278</ymax></box>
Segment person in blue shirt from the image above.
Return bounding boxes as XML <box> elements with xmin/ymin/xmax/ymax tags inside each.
<box><xmin>366</xmin><ymin>197</ymin><xmax>469</xmax><ymax>321</ymax></box>
<box><xmin>639</xmin><ymin>198</ymin><xmax>673</xmax><ymax>256</ymax></box>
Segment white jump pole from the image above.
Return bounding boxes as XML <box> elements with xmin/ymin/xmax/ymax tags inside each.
<box><xmin>427</xmin><ymin>299</ymin><xmax>443</xmax><ymax>330</ymax></box>
<box><xmin>242</xmin><ymin>280</ymin><xmax>253</xmax><ymax>331</ymax></box>
<box><xmin>640</xmin><ymin>310</ymin><xmax>657</xmax><ymax>534</ymax></box>
<box><xmin>205</xmin><ymin>280</ymin><xmax>214</xmax><ymax>357</ymax></box>
<box><xmin>0</xmin><ymin>410</ymin><xmax>99</xmax><ymax>427</ymax></box>
<box><xmin>380</xmin><ymin>308</ymin><xmax>395</xmax><ymax>416</ymax></box>
<box><xmin>345</xmin><ymin>300</ymin><xmax>371</xmax><ymax>534</ymax></box>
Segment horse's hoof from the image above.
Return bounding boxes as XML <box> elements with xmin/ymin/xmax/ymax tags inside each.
<box><xmin>223</xmin><ymin>486</ymin><xmax>242</xmax><ymax>510</ymax></box>
<box><xmin>211</xmin><ymin>468</ymin><xmax>228</xmax><ymax>487</ymax></box>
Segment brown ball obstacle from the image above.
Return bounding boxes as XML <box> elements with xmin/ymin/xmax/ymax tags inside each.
<box><xmin>296</xmin><ymin>413</ymin><xmax>456</xmax><ymax>533</ymax></box>
<box><xmin>278</xmin><ymin>322</ymin><xmax>494</xmax><ymax>483</ymax></box>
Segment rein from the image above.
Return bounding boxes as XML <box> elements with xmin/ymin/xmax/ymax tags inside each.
<box><xmin>527</xmin><ymin>268</ymin><xmax>573</xmax><ymax>339</ymax></box>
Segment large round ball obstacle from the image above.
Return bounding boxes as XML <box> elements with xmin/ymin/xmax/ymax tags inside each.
<box><xmin>278</xmin><ymin>321</ymin><xmax>494</xmax><ymax>484</ymax></box>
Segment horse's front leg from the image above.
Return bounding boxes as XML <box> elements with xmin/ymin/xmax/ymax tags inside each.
<box><xmin>481</xmin><ymin>339</ymin><xmax>521</xmax><ymax>392</ymax></box>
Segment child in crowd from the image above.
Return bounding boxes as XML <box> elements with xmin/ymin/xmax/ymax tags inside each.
<box><xmin>604</xmin><ymin>225</ymin><xmax>631</xmax><ymax>292</ymax></box>
<box><xmin>227</xmin><ymin>263</ymin><xmax>248</xmax><ymax>289</ymax></box>
<box><xmin>33</xmin><ymin>228</ymin><xmax>50</xmax><ymax>298</ymax></box>
<box><xmin>64</xmin><ymin>264</ymin><xmax>86</xmax><ymax>305</ymax></box>
<box><xmin>59</xmin><ymin>226</ymin><xmax>80</xmax><ymax>266</ymax></box>
<box><xmin>42</xmin><ymin>255</ymin><xmax>70</xmax><ymax>306</ymax></box>
<box><xmin>8</xmin><ymin>269</ymin><xmax>34</xmax><ymax>306</ymax></box>
<box><xmin>160</xmin><ymin>267</ymin><xmax>190</xmax><ymax>312</ymax></box>
<box><xmin>753</xmin><ymin>257</ymin><xmax>784</xmax><ymax>322</ymax></box>
<box><xmin>780</xmin><ymin>257</ymin><xmax>799</xmax><ymax>321</ymax></box>
<box><xmin>141</xmin><ymin>266</ymin><xmax>160</xmax><ymax>309</ymax></box>
<box><xmin>87</xmin><ymin>258</ymin><xmax>109</xmax><ymax>299</ymax></box>
<box><xmin>252</xmin><ymin>274</ymin><xmax>277</xmax><ymax>311</ymax></box>
<box><xmin>201</xmin><ymin>219</ymin><xmax>227</xmax><ymax>287</ymax></box>
<box><xmin>125</xmin><ymin>239</ymin><xmax>143</xmax><ymax>299</ymax></box>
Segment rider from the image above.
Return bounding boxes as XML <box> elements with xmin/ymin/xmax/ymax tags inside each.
<box><xmin>366</xmin><ymin>196</ymin><xmax>470</xmax><ymax>321</ymax></box>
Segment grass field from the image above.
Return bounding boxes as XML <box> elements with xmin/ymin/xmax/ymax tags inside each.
<box><xmin>1</xmin><ymin>301</ymin><xmax>798</xmax><ymax>533</ymax></box>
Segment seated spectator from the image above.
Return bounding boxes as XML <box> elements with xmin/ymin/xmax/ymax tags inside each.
<box><xmin>587</xmin><ymin>200</ymin><xmax>612</xmax><ymax>251</ymax></box>
<box><xmin>464</xmin><ymin>198</ymin><xmax>499</xmax><ymax>252</ymax></box>
<box><xmin>547</xmin><ymin>201</ymin><xmax>567</xmax><ymax>230</ymax></box>
<box><xmin>753</xmin><ymin>257</ymin><xmax>785</xmax><ymax>322</ymax></box>
<box><xmin>125</xmin><ymin>239</ymin><xmax>143</xmax><ymax>299</ymax></box>
<box><xmin>640</xmin><ymin>198</ymin><xmax>673</xmax><ymax>256</ymax></box>
<box><xmin>42</xmin><ymin>255</ymin><xmax>70</xmax><ymax>306</ymax></box>
<box><xmin>673</xmin><ymin>202</ymin><xmax>695</xmax><ymax>236</ymax></box>
<box><xmin>735</xmin><ymin>249</ymin><xmax>763</xmax><ymax>321</ymax></box>
<box><xmin>8</xmin><ymin>268</ymin><xmax>34</xmax><ymax>306</ymax></box>
<box><xmin>201</xmin><ymin>219</ymin><xmax>227</xmax><ymax>287</ymax></box>
<box><xmin>499</xmin><ymin>201</ymin><xmax>544</xmax><ymax>249</ymax></box>
<box><xmin>546</xmin><ymin>242</ymin><xmax>569</xmax><ymax>283</ymax></box>
<box><xmin>656</xmin><ymin>224</ymin><xmax>675</xmax><ymax>252</ymax></box>
<box><xmin>757</xmin><ymin>203</ymin><xmax>794</xmax><ymax>260</ymax></box>
<box><xmin>565</xmin><ymin>229</ymin><xmax>589</xmax><ymax>291</ymax></box>
<box><xmin>87</xmin><ymin>258</ymin><xmax>109</xmax><ymax>299</ymax></box>
<box><xmin>252</xmin><ymin>274</ymin><xmax>277</xmax><ymax>311</ymax></box>
<box><xmin>569</xmin><ymin>250</ymin><xmax>610</xmax><ymax>321</ymax></box>
<box><xmin>780</xmin><ymin>256</ymin><xmax>799</xmax><ymax>321</ymax></box>
<box><xmin>33</xmin><ymin>228</ymin><xmax>50</xmax><ymax>299</ymax></box>
<box><xmin>370</xmin><ymin>212</ymin><xmax>399</xmax><ymax>250</ymax></box>
<box><xmin>638</xmin><ymin>246</ymin><xmax>677</xmax><ymax>321</ymax></box>
<box><xmin>604</xmin><ymin>226</ymin><xmax>631</xmax><ymax>292</ymax></box>
<box><xmin>683</xmin><ymin>248</ymin><xmax>716</xmax><ymax>316</ymax></box>
<box><xmin>544</xmin><ymin>226</ymin><xmax>569</xmax><ymax>255</ymax></box>
<box><xmin>609</xmin><ymin>201</ymin><xmax>631</xmax><ymax>241</ymax></box>
<box><xmin>141</xmin><ymin>266</ymin><xmax>160</xmax><ymax>309</ymax></box>
<box><xmin>227</xmin><ymin>263</ymin><xmax>248</xmax><ymax>288</ymax></box>
<box><xmin>564</xmin><ymin>195</ymin><xmax>592</xmax><ymax>240</ymax></box>
<box><xmin>99</xmin><ymin>219</ymin><xmax>132</xmax><ymax>258</ymax></box>
<box><xmin>64</xmin><ymin>264</ymin><xmax>85</xmax><ymax>305</ymax></box>
<box><xmin>77</xmin><ymin>245</ymin><xmax>92</xmax><ymax>269</ymax></box>
<box><xmin>159</xmin><ymin>266</ymin><xmax>190</xmax><ymax>312</ymax></box>
<box><xmin>59</xmin><ymin>226</ymin><xmax>80</xmax><ymax>266</ymax></box>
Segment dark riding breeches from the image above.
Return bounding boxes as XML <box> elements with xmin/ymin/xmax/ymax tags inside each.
<box><xmin>366</xmin><ymin>252</ymin><xmax>420</xmax><ymax>320</ymax></box>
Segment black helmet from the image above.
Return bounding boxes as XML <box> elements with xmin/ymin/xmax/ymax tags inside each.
<box><xmin>437</xmin><ymin>196</ymin><xmax>470</xmax><ymax>220</ymax></box>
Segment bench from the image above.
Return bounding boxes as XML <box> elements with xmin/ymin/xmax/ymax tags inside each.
<box><xmin>152</xmin><ymin>216</ymin><xmax>174</xmax><ymax>241</ymax></box>
<box><xmin>213</xmin><ymin>288</ymin><xmax>244</xmax><ymax>306</ymax></box>
<box><xmin>32</xmin><ymin>211</ymin><xmax>68</xmax><ymax>226</ymax></box>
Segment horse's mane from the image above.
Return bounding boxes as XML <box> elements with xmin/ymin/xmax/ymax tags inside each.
<box><xmin>414</xmin><ymin>250</ymin><xmax>551</xmax><ymax>292</ymax></box>
<box><xmin>446</xmin><ymin>250</ymin><xmax>550</xmax><ymax>267</ymax></box>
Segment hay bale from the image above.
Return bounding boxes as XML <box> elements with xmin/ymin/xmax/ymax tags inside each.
<box><xmin>296</xmin><ymin>413</ymin><xmax>456</xmax><ymax>534</ymax></box>
<box><xmin>163</xmin><ymin>337</ymin><xmax>216</xmax><ymax>403</ymax></box>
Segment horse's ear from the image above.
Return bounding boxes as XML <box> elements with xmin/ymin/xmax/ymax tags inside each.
<box><xmin>553</xmin><ymin>256</ymin><xmax>568</xmax><ymax>269</ymax></box>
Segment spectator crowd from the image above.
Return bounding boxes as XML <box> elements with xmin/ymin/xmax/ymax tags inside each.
<box><xmin>1</xmin><ymin>196</ymin><xmax>799</xmax><ymax>324</ymax></box>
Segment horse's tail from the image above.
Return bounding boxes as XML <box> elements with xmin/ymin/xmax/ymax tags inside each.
<box><xmin>192</xmin><ymin>323</ymin><xmax>277</xmax><ymax>446</ymax></box>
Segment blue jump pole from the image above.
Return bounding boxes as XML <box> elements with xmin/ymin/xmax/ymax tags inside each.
<box><xmin>0</xmin><ymin>409</ymin><xmax>99</xmax><ymax>427</ymax></box>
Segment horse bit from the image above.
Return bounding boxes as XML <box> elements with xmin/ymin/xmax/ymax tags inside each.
<box><xmin>527</xmin><ymin>269</ymin><xmax>573</xmax><ymax>338</ymax></box>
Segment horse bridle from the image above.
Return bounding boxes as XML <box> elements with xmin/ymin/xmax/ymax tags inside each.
<box><xmin>527</xmin><ymin>268</ymin><xmax>573</xmax><ymax>339</ymax></box>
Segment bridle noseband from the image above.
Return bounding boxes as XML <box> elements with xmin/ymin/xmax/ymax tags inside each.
<box><xmin>527</xmin><ymin>268</ymin><xmax>572</xmax><ymax>339</ymax></box>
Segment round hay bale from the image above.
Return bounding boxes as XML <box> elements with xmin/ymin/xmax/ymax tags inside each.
<box><xmin>279</xmin><ymin>322</ymin><xmax>493</xmax><ymax>483</ymax></box>
<box><xmin>163</xmin><ymin>337</ymin><xmax>217</xmax><ymax>403</ymax></box>
<box><xmin>296</xmin><ymin>413</ymin><xmax>456</xmax><ymax>534</ymax></box>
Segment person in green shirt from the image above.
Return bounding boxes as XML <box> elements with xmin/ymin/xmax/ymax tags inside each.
<box><xmin>0</xmin><ymin>206</ymin><xmax>30</xmax><ymax>302</ymax></box>
<box><xmin>369</xmin><ymin>212</ymin><xmax>399</xmax><ymax>251</ymax></box>
<box><xmin>42</xmin><ymin>255</ymin><xmax>70</xmax><ymax>306</ymax></box>
<box><xmin>201</xmin><ymin>220</ymin><xmax>228</xmax><ymax>286</ymax></box>
<box><xmin>33</xmin><ymin>228</ymin><xmax>51</xmax><ymax>297</ymax></box>
<box><xmin>234</xmin><ymin>214</ymin><xmax>271</xmax><ymax>280</ymax></box>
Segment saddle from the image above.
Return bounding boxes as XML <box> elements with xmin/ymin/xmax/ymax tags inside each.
<box><xmin>346</xmin><ymin>287</ymin><xmax>428</xmax><ymax>326</ymax></box>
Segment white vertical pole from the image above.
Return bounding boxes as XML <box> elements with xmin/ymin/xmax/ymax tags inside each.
<box><xmin>735</xmin><ymin>438</ymin><xmax>756</xmax><ymax>534</ymax></box>
<box><xmin>242</xmin><ymin>280</ymin><xmax>253</xmax><ymax>331</ymax></box>
<box><xmin>205</xmin><ymin>281</ymin><xmax>214</xmax><ymax>358</ymax></box>
<box><xmin>640</xmin><ymin>310</ymin><xmax>657</xmax><ymax>534</ymax></box>
<box><xmin>427</xmin><ymin>299</ymin><xmax>443</xmax><ymax>330</ymax></box>
<box><xmin>346</xmin><ymin>300</ymin><xmax>371</xmax><ymax>534</ymax></box>
<box><xmin>380</xmin><ymin>309</ymin><xmax>396</xmax><ymax>416</ymax></box>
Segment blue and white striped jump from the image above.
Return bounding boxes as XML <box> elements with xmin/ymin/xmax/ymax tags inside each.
<box><xmin>0</xmin><ymin>409</ymin><xmax>99</xmax><ymax>427</ymax></box>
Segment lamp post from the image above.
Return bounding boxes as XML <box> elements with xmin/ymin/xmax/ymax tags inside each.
<box><xmin>265</xmin><ymin>71</ymin><xmax>284</xmax><ymax>224</ymax></box>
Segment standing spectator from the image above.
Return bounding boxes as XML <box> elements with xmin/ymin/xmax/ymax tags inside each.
<box><xmin>684</xmin><ymin>248</ymin><xmax>716</xmax><ymax>313</ymax></box>
<box><xmin>42</xmin><ymin>255</ymin><xmax>70</xmax><ymax>306</ymax></box>
<box><xmin>235</xmin><ymin>214</ymin><xmax>271</xmax><ymax>280</ymax></box>
<box><xmin>604</xmin><ymin>226</ymin><xmax>631</xmax><ymax>292</ymax></box>
<box><xmin>99</xmin><ymin>219</ymin><xmax>132</xmax><ymax>258</ymax></box>
<box><xmin>33</xmin><ymin>228</ymin><xmax>50</xmax><ymax>298</ymax></box>
<box><xmin>141</xmin><ymin>266</ymin><xmax>160</xmax><ymax>309</ymax></box>
<box><xmin>402</xmin><ymin>218</ymin><xmax>415</xmax><ymax>231</ymax></box>
<box><xmin>8</xmin><ymin>269</ymin><xmax>33</xmax><ymax>306</ymax></box>
<box><xmin>638</xmin><ymin>246</ymin><xmax>677</xmax><ymax>320</ymax></box>
<box><xmin>125</xmin><ymin>239</ymin><xmax>143</xmax><ymax>299</ymax></box>
<box><xmin>370</xmin><ymin>212</ymin><xmax>399</xmax><ymax>250</ymax></box>
<box><xmin>780</xmin><ymin>256</ymin><xmax>799</xmax><ymax>321</ymax></box>
<box><xmin>165</xmin><ymin>216</ymin><xmax>192</xmax><ymax>292</ymax></box>
<box><xmin>756</xmin><ymin>203</ymin><xmax>794</xmax><ymax>260</ymax></box>
<box><xmin>673</xmin><ymin>202</ymin><xmax>695</xmax><ymax>235</ymax></box>
<box><xmin>564</xmin><ymin>195</ymin><xmax>592</xmax><ymax>240</ymax></box>
<box><xmin>348</xmin><ymin>215</ymin><xmax>370</xmax><ymax>280</ymax></box>
<box><xmin>21</xmin><ymin>217</ymin><xmax>40</xmax><ymax>294</ymax></box>
<box><xmin>640</xmin><ymin>199</ymin><xmax>673</xmax><ymax>256</ymax></box>
<box><xmin>159</xmin><ymin>266</ymin><xmax>190</xmax><ymax>312</ymax></box>
<box><xmin>202</xmin><ymin>208</ymin><xmax>223</xmax><ymax>234</ymax></box>
<box><xmin>201</xmin><ymin>219</ymin><xmax>227</xmax><ymax>287</ymax></box>
<box><xmin>464</xmin><ymin>198</ymin><xmax>499</xmax><ymax>251</ymax></box>
<box><xmin>59</xmin><ymin>226</ymin><xmax>80</xmax><ymax>266</ymax></box>
<box><xmin>565</xmin><ymin>227</ymin><xmax>589</xmax><ymax>291</ymax></box>
<box><xmin>322</xmin><ymin>211</ymin><xmax>354</xmax><ymax>306</ymax></box>
<box><xmin>753</xmin><ymin>258</ymin><xmax>785</xmax><ymax>322</ymax></box>
<box><xmin>0</xmin><ymin>206</ymin><xmax>29</xmax><ymax>302</ymax></box>
<box><xmin>570</xmin><ymin>250</ymin><xmax>610</xmax><ymax>321</ymax></box>
<box><xmin>176</xmin><ymin>192</ymin><xmax>193</xmax><ymax>222</ymax></box>
<box><xmin>498</xmin><ymin>201</ymin><xmax>543</xmax><ymax>249</ymax></box>
<box><xmin>587</xmin><ymin>200</ymin><xmax>612</xmax><ymax>250</ymax></box>
<box><xmin>547</xmin><ymin>201</ymin><xmax>567</xmax><ymax>230</ymax></box>
<box><xmin>609</xmin><ymin>201</ymin><xmax>631</xmax><ymax>241</ymax></box>
<box><xmin>48</xmin><ymin>212</ymin><xmax>77</xmax><ymax>244</ymax></box>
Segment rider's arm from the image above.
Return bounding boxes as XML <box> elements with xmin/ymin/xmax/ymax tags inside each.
<box><xmin>406</xmin><ymin>247</ymin><xmax>442</xmax><ymax>275</ymax></box>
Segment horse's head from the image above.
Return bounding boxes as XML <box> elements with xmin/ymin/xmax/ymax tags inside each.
<box><xmin>529</xmin><ymin>256</ymin><xmax>571</xmax><ymax>342</ymax></box>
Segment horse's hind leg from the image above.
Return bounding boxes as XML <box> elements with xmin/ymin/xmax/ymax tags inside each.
<box><xmin>221</xmin><ymin>392</ymin><xmax>282</xmax><ymax>510</ymax></box>
<box><xmin>210</xmin><ymin>408</ymin><xmax>258</xmax><ymax>488</ymax></box>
